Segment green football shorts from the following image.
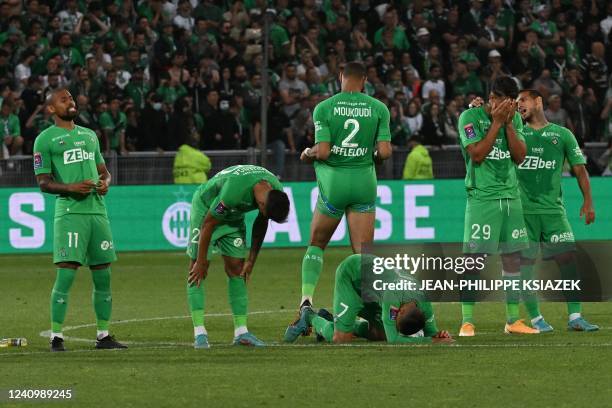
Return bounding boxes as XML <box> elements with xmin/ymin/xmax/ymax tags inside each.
<box><xmin>463</xmin><ymin>197</ymin><xmax>529</xmax><ymax>254</ymax></box>
<box><xmin>315</xmin><ymin>164</ymin><xmax>377</xmax><ymax>219</ymax></box>
<box><xmin>522</xmin><ymin>213</ymin><xmax>576</xmax><ymax>259</ymax></box>
<box><xmin>186</xmin><ymin>199</ymin><xmax>247</xmax><ymax>261</ymax></box>
<box><xmin>333</xmin><ymin>260</ymin><xmax>382</xmax><ymax>333</ymax></box>
<box><xmin>53</xmin><ymin>213</ymin><xmax>117</xmax><ymax>266</ymax></box>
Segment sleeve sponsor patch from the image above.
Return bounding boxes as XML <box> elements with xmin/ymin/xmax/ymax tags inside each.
<box><xmin>464</xmin><ymin>123</ymin><xmax>476</xmax><ymax>139</ymax></box>
<box><xmin>389</xmin><ymin>306</ymin><xmax>399</xmax><ymax>321</ymax></box>
<box><xmin>33</xmin><ymin>152</ymin><xmax>43</xmax><ymax>169</ymax></box>
<box><xmin>214</xmin><ymin>201</ymin><xmax>228</xmax><ymax>215</ymax></box>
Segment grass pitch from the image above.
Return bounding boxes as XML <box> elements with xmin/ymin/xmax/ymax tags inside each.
<box><xmin>1</xmin><ymin>248</ymin><xmax>611</xmax><ymax>407</ymax></box>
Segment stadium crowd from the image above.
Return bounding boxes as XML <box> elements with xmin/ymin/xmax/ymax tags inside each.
<box><xmin>1</xmin><ymin>0</ymin><xmax>612</xmax><ymax>170</ymax></box>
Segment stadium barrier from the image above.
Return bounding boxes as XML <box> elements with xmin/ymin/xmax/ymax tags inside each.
<box><xmin>0</xmin><ymin>143</ymin><xmax>608</xmax><ymax>186</ymax></box>
<box><xmin>2</xmin><ymin>178</ymin><xmax>611</xmax><ymax>254</ymax></box>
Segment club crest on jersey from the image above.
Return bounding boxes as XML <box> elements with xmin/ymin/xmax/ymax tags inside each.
<box><xmin>464</xmin><ymin>123</ymin><xmax>476</xmax><ymax>139</ymax></box>
<box><xmin>214</xmin><ymin>202</ymin><xmax>228</xmax><ymax>215</ymax></box>
<box><xmin>389</xmin><ymin>306</ymin><xmax>399</xmax><ymax>321</ymax></box>
<box><xmin>33</xmin><ymin>152</ymin><xmax>42</xmax><ymax>169</ymax></box>
<box><xmin>552</xmin><ymin>138</ymin><xmax>558</xmax><ymax>145</ymax></box>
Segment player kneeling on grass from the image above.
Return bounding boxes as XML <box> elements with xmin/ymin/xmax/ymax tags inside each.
<box><xmin>34</xmin><ymin>89</ymin><xmax>126</xmax><ymax>352</ymax></box>
<box><xmin>187</xmin><ymin>165</ymin><xmax>290</xmax><ymax>348</ymax></box>
<box><xmin>284</xmin><ymin>254</ymin><xmax>453</xmax><ymax>344</ymax></box>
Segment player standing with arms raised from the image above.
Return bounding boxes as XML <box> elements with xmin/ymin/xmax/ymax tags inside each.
<box><xmin>457</xmin><ymin>77</ymin><xmax>537</xmax><ymax>336</ymax></box>
<box><xmin>33</xmin><ymin>89</ymin><xmax>125</xmax><ymax>351</ymax></box>
<box><xmin>297</xmin><ymin>62</ymin><xmax>392</xmax><ymax>313</ymax></box>
<box><xmin>515</xmin><ymin>90</ymin><xmax>598</xmax><ymax>332</ymax></box>
<box><xmin>186</xmin><ymin>165</ymin><xmax>290</xmax><ymax>348</ymax></box>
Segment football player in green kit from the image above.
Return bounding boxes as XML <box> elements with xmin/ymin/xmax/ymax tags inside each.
<box><xmin>296</xmin><ymin>61</ymin><xmax>393</xmax><ymax>320</ymax></box>
<box><xmin>284</xmin><ymin>254</ymin><xmax>453</xmax><ymax>344</ymax></box>
<box><xmin>33</xmin><ymin>88</ymin><xmax>126</xmax><ymax>352</ymax></box>
<box><xmin>457</xmin><ymin>77</ymin><xmax>539</xmax><ymax>336</ymax></box>
<box><xmin>186</xmin><ymin>165</ymin><xmax>290</xmax><ymax>348</ymax></box>
<box><xmin>515</xmin><ymin>89</ymin><xmax>598</xmax><ymax>332</ymax></box>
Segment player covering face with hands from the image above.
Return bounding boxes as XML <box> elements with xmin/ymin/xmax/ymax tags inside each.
<box><xmin>457</xmin><ymin>77</ymin><xmax>538</xmax><ymax>337</ymax></box>
<box><xmin>34</xmin><ymin>88</ymin><xmax>125</xmax><ymax>351</ymax></box>
<box><xmin>186</xmin><ymin>165</ymin><xmax>290</xmax><ymax>348</ymax></box>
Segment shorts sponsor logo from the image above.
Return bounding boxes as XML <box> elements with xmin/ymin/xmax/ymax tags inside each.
<box><xmin>233</xmin><ymin>237</ymin><xmax>243</xmax><ymax>247</ymax></box>
<box><xmin>100</xmin><ymin>240</ymin><xmax>112</xmax><ymax>250</ymax></box>
<box><xmin>512</xmin><ymin>228</ymin><xmax>527</xmax><ymax>240</ymax></box>
<box><xmin>63</xmin><ymin>148</ymin><xmax>95</xmax><ymax>164</ymax></box>
<box><xmin>162</xmin><ymin>201</ymin><xmax>191</xmax><ymax>247</ymax></box>
<box><xmin>33</xmin><ymin>152</ymin><xmax>42</xmax><ymax>169</ymax></box>
<box><xmin>518</xmin><ymin>156</ymin><xmax>557</xmax><ymax>170</ymax></box>
<box><xmin>59</xmin><ymin>247</ymin><xmax>66</xmax><ymax>257</ymax></box>
<box><xmin>550</xmin><ymin>232</ymin><xmax>574</xmax><ymax>243</ymax></box>
<box><xmin>464</xmin><ymin>123</ymin><xmax>476</xmax><ymax>139</ymax></box>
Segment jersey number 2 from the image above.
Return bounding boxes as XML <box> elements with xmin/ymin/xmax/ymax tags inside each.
<box><xmin>342</xmin><ymin>119</ymin><xmax>360</xmax><ymax>148</ymax></box>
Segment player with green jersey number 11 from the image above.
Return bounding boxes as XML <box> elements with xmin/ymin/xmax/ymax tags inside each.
<box><xmin>33</xmin><ymin>88</ymin><xmax>126</xmax><ymax>352</ymax></box>
<box><xmin>296</xmin><ymin>61</ymin><xmax>392</xmax><ymax>327</ymax></box>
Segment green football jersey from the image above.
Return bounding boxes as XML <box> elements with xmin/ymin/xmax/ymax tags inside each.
<box><xmin>99</xmin><ymin>111</ymin><xmax>127</xmax><ymax>150</ymax></box>
<box><xmin>458</xmin><ymin>106</ymin><xmax>525</xmax><ymax>200</ymax></box>
<box><xmin>193</xmin><ymin>165</ymin><xmax>283</xmax><ymax>223</ymax></box>
<box><xmin>356</xmin><ymin>255</ymin><xmax>438</xmax><ymax>343</ymax></box>
<box><xmin>313</xmin><ymin>91</ymin><xmax>391</xmax><ymax>168</ymax></box>
<box><xmin>33</xmin><ymin>125</ymin><xmax>107</xmax><ymax>216</ymax></box>
<box><xmin>518</xmin><ymin>123</ymin><xmax>586</xmax><ymax>214</ymax></box>
<box><xmin>0</xmin><ymin>113</ymin><xmax>21</xmax><ymax>138</ymax></box>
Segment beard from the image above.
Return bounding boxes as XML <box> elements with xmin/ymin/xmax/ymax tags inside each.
<box><xmin>57</xmin><ymin>109</ymin><xmax>78</xmax><ymax>121</ymax></box>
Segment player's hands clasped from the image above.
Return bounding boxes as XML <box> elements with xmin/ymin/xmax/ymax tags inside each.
<box><xmin>68</xmin><ymin>180</ymin><xmax>97</xmax><ymax>195</ymax></box>
<box><xmin>188</xmin><ymin>260</ymin><xmax>209</xmax><ymax>287</ymax></box>
<box><xmin>491</xmin><ymin>100</ymin><xmax>513</xmax><ymax>124</ymax></box>
<box><xmin>300</xmin><ymin>147</ymin><xmax>314</xmax><ymax>163</ymax></box>
<box><xmin>96</xmin><ymin>179</ymin><xmax>110</xmax><ymax>196</ymax></box>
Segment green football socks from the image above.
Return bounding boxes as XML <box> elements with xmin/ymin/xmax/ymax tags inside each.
<box><xmin>91</xmin><ymin>267</ymin><xmax>112</xmax><ymax>339</ymax></box>
<box><xmin>301</xmin><ymin>246</ymin><xmax>324</xmax><ymax>304</ymax></box>
<box><xmin>50</xmin><ymin>268</ymin><xmax>77</xmax><ymax>337</ymax></box>
<box><xmin>461</xmin><ymin>302</ymin><xmax>475</xmax><ymax>324</ymax></box>
<box><xmin>503</xmin><ymin>270</ymin><xmax>521</xmax><ymax>324</ymax></box>
<box><xmin>309</xmin><ymin>315</ymin><xmax>333</xmax><ymax>342</ymax></box>
<box><xmin>228</xmin><ymin>276</ymin><xmax>248</xmax><ymax>337</ymax></box>
<box><xmin>520</xmin><ymin>263</ymin><xmax>542</xmax><ymax>321</ymax></box>
<box><xmin>187</xmin><ymin>282</ymin><xmax>206</xmax><ymax>336</ymax></box>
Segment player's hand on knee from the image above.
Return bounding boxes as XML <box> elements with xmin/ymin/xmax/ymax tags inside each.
<box><xmin>188</xmin><ymin>260</ymin><xmax>209</xmax><ymax>287</ymax></box>
<box><xmin>240</xmin><ymin>260</ymin><xmax>254</xmax><ymax>283</ymax></box>
<box><xmin>69</xmin><ymin>180</ymin><xmax>97</xmax><ymax>195</ymax></box>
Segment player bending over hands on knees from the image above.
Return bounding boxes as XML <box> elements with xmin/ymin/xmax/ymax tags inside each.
<box><xmin>186</xmin><ymin>165</ymin><xmax>290</xmax><ymax>348</ymax></box>
<box><xmin>296</xmin><ymin>61</ymin><xmax>392</xmax><ymax>326</ymax></box>
<box><xmin>284</xmin><ymin>254</ymin><xmax>453</xmax><ymax>344</ymax></box>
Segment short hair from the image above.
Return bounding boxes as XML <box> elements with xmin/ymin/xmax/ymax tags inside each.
<box><xmin>343</xmin><ymin>61</ymin><xmax>366</xmax><ymax>79</ymax></box>
<box><xmin>491</xmin><ymin>76</ymin><xmax>519</xmax><ymax>99</ymax></box>
<box><xmin>519</xmin><ymin>88</ymin><xmax>543</xmax><ymax>100</ymax></box>
<box><xmin>397</xmin><ymin>303</ymin><xmax>425</xmax><ymax>336</ymax></box>
<box><xmin>266</xmin><ymin>190</ymin><xmax>290</xmax><ymax>223</ymax></box>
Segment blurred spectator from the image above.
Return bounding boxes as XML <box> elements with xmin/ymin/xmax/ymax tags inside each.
<box><xmin>279</xmin><ymin>62</ymin><xmax>310</xmax><ymax>118</ymax></box>
<box><xmin>443</xmin><ymin>100</ymin><xmax>460</xmax><ymax>143</ymax></box>
<box><xmin>173</xmin><ymin>133</ymin><xmax>211</xmax><ymax>184</ymax></box>
<box><xmin>451</xmin><ymin>60</ymin><xmax>483</xmax><ymax>98</ymax></box>
<box><xmin>139</xmin><ymin>93</ymin><xmax>167</xmax><ymax>151</ymax></box>
<box><xmin>99</xmin><ymin>97</ymin><xmax>127</xmax><ymax>155</ymax></box>
<box><xmin>580</xmin><ymin>41</ymin><xmax>608</xmax><ymax>101</ymax></box>
<box><xmin>0</xmin><ymin>99</ymin><xmax>23</xmax><ymax>158</ymax></box>
<box><xmin>545</xmin><ymin>94</ymin><xmax>571</xmax><ymax>128</ymax></box>
<box><xmin>402</xmin><ymin>136</ymin><xmax>433</xmax><ymax>180</ymax></box>
<box><xmin>533</xmin><ymin>68</ymin><xmax>563</xmax><ymax>99</ymax></box>
<box><xmin>421</xmin><ymin>103</ymin><xmax>447</xmax><ymax>147</ymax></box>
<box><xmin>421</xmin><ymin>65</ymin><xmax>445</xmax><ymax>102</ymax></box>
<box><xmin>405</xmin><ymin>100</ymin><xmax>423</xmax><ymax>137</ymax></box>
<box><xmin>389</xmin><ymin>103</ymin><xmax>410</xmax><ymax>147</ymax></box>
<box><xmin>254</xmin><ymin>98</ymin><xmax>296</xmax><ymax>178</ymax></box>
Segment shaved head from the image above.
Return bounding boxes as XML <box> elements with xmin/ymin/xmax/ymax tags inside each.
<box><xmin>47</xmin><ymin>88</ymin><xmax>78</xmax><ymax>121</ymax></box>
